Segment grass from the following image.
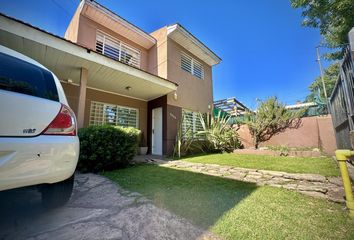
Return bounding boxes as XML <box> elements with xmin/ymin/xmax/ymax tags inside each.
<box><xmin>182</xmin><ymin>153</ymin><xmax>340</xmax><ymax>176</ymax></box>
<box><xmin>104</xmin><ymin>165</ymin><xmax>354</xmax><ymax>240</ymax></box>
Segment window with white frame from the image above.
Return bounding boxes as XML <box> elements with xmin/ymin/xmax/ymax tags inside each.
<box><xmin>182</xmin><ymin>109</ymin><xmax>204</xmax><ymax>137</ymax></box>
<box><xmin>90</xmin><ymin>101</ymin><xmax>139</xmax><ymax>128</ymax></box>
<box><xmin>96</xmin><ymin>30</ymin><xmax>141</xmax><ymax>68</ymax></box>
<box><xmin>181</xmin><ymin>52</ymin><xmax>204</xmax><ymax>79</ymax></box>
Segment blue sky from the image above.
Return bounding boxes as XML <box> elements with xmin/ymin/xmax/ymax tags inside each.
<box><xmin>0</xmin><ymin>0</ymin><xmax>329</xmax><ymax>109</ymax></box>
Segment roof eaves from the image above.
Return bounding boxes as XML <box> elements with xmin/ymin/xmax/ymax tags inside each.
<box><xmin>83</xmin><ymin>0</ymin><xmax>157</xmax><ymax>44</ymax></box>
<box><xmin>167</xmin><ymin>23</ymin><xmax>222</xmax><ymax>63</ymax></box>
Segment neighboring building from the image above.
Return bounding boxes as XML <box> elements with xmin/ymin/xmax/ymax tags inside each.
<box><xmin>286</xmin><ymin>101</ymin><xmax>327</xmax><ymax>117</ymax></box>
<box><xmin>0</xmin><ymin>0</ymin><xmax>220</xmax><ymax>155</ymax></box>
<box><xmin>213</xmin><ymin>97</ymin><xmax>250</xmax><ymax>124</ymax></box>
<box><xmin>214</xmin><ymin>97</ymin><xmax>250</xmax><ymax>116</ymax></box>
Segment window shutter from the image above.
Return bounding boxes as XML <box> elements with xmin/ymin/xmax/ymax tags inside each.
<box><xmin>181</xmin><ymin>52</ymin><xmax>204</xmax><ymax>79</ymax></box>
<box><xmin>192</xmin><ymin>60</ymin><xmax>204</xmax><ymax>79</ymax></box>
<box><xmin>181</xmin><ymin>52</ymin><xmax>192</xmax><ymax>74</ymax></box>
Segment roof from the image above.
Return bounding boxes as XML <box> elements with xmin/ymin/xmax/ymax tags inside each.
<box><xmin>285</xmin><ymin>102</ymin><xmax>317</xmax><ymax>109</ymax></box>
<box><xmin>85</xmin><ymin>1</ymin><xmax>221</xmax><ymax>65</ymax></box>
<box><xmin>0</xmin><ymin>12</ymin><xmax>178</xmax><ymax>87</ymax></box>
<box><xmin>80</xmin><ymin>0</ymin><xmax>156</xmax><ymax>49</ymax></box>
<box><xmin>167</xmin><ymin>24</ymin><xmax>221</xmax><ymax>66</ymax></box>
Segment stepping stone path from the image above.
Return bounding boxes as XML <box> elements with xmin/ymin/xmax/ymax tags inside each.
<box><xmin>153</xmin><ymin>160</ymin><xmax>347</xmax><ymax>203</ymax></box>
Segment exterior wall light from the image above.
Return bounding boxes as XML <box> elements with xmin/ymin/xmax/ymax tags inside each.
<box><xmin>174</xmin><ymin>91</ymin><xmax>178</xmax><ymax>101</ymax></box>
<box><xmin>125</xmin><ymin>86</ymin><xmax>132</xmax><ymax>91</ymax></box>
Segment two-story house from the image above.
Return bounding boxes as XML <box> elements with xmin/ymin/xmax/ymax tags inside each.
<box><xmin>0</xmin><ymin>0</ymin><xmax>220</xmax><ymax>155</ymax></box>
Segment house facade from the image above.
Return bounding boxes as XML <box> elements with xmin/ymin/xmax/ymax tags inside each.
<box><xmin>0</xmin><ymin>0</ymin><xmax>220</xmax><ymax>155</ymax></box>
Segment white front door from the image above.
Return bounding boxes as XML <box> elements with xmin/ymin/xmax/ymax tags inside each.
<box><xmin>152</xmin><ymin>107</ymin><xmax>163</xmax><ymax>155</ymax></box>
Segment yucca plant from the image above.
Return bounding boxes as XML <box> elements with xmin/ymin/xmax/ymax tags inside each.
<box><xmin>173</xmin><ymin>111</ymin><xmax>242</xmax><ymax>157</ymax></box>
<box><xmin>173</xmin><ymin>119</ymin><xmax>204</xmax><ymax>158</ymax></box>
<box><xmin>197</xmin><ymin>111</ymin><xmax>241</xmax><ymax>153</ymax></box>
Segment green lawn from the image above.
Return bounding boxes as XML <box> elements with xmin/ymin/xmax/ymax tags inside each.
<box><xmin>104</xmin><ymin>165</ymin><xmax>354</xmax><ymax>240</ymax></box>
<box><xmin>182</xmin><ymin>153</ymin><xmax>339</xmax><ymax>176</ymax></box>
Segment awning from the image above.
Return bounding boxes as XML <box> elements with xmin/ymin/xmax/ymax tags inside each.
<box><xmin>0</xmin><ymin>14</ymin><xmax>177</xmax><ymax>101</ymax></box>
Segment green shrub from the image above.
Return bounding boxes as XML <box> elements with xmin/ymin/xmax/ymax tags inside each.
<box><xmin>78</xmin><ymin>125</ymin><xmax>140</xmax><ymax>173</ymax></box>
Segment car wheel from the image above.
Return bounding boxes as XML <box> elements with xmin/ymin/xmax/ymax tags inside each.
<box><xmin>41</xmin><ymin>175</ymin><xmax>74</xmax><ymax>208</ymax></box>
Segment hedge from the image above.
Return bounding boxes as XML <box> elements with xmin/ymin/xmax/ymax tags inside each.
<box><xmin>77</xmin><ymin>125</ymin><xmax>140</xmax><ymax>173</ymax></box>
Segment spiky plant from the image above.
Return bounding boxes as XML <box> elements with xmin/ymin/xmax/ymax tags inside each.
<box><xmin>197</xmin><ymin>112</ymin><xmax>242</xmax><ymax>153</ymax></box>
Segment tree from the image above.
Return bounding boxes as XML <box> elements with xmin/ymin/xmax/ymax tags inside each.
<box><xmin>306</xmin><ymin>63</ymin><xmax>340</xmax><ymax>101</ymax></box>
<box><xmin>291</xmin><ymin>0</ymin><xmax>354</xmax><ymax>60</ymax></box>
<box><xmin>244</xmin><ymin>97</ymin><xmax>303</xmax><ymax>149</ymax></box>
<box><xmin>291</xmin><ymin>0</ymin><xmax>353</xmax><ymax>100</ymax></box>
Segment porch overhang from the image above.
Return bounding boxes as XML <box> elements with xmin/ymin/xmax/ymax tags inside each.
<box><xmin>0</xmin><ymin>14</ymin><xmax>177</xmax><ymax>101</ymax></box>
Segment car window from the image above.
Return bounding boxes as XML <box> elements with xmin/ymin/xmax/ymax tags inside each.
<box><xmin>0</xmin><ymin>52</ymin><xmax>59</xmax><ymax>101</ymax></box>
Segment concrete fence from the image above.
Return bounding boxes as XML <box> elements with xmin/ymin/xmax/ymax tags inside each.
<box><xmin>236</xmin><ymin>115</ymin><xmax>337</xmax><ymax>155</ymax></box>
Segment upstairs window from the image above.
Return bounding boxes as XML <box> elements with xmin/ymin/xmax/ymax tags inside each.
<box><xmin>96</xmin><ymin>30</ymin><xmax>141</xmax><ymax>68</ymax></box>
<box><xmin>181</xmin><ymin>52</ymin><xmax>204</xmax><ymax>79</ymax></box>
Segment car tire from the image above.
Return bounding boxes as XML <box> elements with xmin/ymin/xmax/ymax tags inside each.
<box><xmin>41</xmin><ymin>175</ymin><xmax>74</xmax><ymax>208</ymax></box>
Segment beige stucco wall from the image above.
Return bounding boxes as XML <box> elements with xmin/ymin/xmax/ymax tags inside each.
<box><xmin>166</xmin><ymin>39</ymin><xmax>213</xmax><ymax>112</ymax></box>
<box><xmin>150</xmin><ymin>27</ymin><xmax>213</xmax><ymax>113</ymax></box>
<box><xmin>149</xmin><ymin>27</ymin><xmax>168</xmax><ymax>78</ymax></box>
<box><xmin>61</xmin><ymin>82</ymin><xmax>148</xmax><ymax>141</ymax></box>
<box><xmin>64</xmin><ymin>4</ymin><xmax>80</xmax><ymax>42</ymax></box>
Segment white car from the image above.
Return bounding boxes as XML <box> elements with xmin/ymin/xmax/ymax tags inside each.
<box><xmin>0</xmin><ymin>45</ymin><xmax>79</xmax><ymax>207</ymax></box>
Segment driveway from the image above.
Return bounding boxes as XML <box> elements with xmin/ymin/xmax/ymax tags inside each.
<box><xmin>0</xmin><ymin>174</ymin><xmax>216</xmax><ymax>240</ymax></box>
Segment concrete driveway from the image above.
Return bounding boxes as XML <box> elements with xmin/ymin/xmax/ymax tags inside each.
<box><xmin>0</xmin><ymin>174</ymin><xmax>216</xmax><ymax>240</ymax></box>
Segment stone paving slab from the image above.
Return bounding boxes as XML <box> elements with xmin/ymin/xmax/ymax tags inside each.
<box><xmin>0</xmin><ymin>173</ymin><xmax>218</xmax><ymax>240</ymax></box>
<box><xmin>158</xmin><ymin>160</ymin><xmax>347</xmax><ymax>203</ymax></box>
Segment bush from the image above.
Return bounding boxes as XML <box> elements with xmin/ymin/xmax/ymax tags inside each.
<box><xmin>243</xmin><ymin>97</ymin><xmax>303</xmax><ymax>148</ymax></box>
<box><xmin>78</xmin><ymin>125</ymin><xmax>140</xmax><ymax>173</ymax></box>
